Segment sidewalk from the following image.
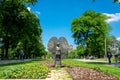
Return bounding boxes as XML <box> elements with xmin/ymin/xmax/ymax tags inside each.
<box><xmin>45</xmin><ymin>68</ymin><xmax>72</xmax><ymax>80</ymax></box>
<box><xmin>75</xmin><ymin>59</ymin><xmax>120</xmax><ymax>67</ymax></box>
<box><xmin>0</xmin><ymin>59</ymin><xmax>34</xmax><ymax>65</ymax></box>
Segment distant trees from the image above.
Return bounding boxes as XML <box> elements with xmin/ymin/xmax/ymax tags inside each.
<box><xmin>71</xmin><ymin>10</ymin><xmax>111</xmax><ymax>58</ymax></box>
<box><xmin>105</xmin><ymin>35</ymin><xmax>120</xmax><ymax>55</ymax></box>
<box><xmin>117</xmin><ymin>40</ymin><xmax>120</xmax><ymax>48</ymax></box>
<box><xmin>0</xmin><ymin>0</ymin><xmax>46</xmax><ymax>59</ymax></box>
<box><xmin>93</xmin><ymin>0</ymin><xmax>120</xmax><ymax>3</ymax></box>
<box><xmin>113</xmin><ymin>0</ymin><xmax>120</xmax><ymax>3</ymax></box>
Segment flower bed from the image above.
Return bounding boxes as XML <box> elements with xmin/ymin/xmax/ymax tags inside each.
<box><xmin>2</xmin><ymin>63</ymin><xmax>50</xmax><ymax>79</ymax></box>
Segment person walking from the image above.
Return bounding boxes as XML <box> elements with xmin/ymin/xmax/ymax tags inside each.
<box><xmin>20</xmin><ymin>50</ymin><xmax>24</xmax><ymax>60</ymax></box>
<box><xmin>107</xmin><ymin>48</ymin><xmax>112</xmax><ymax>64</ymax></box>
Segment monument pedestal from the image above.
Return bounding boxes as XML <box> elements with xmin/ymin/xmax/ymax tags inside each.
<box><xmin>55</xmin><ymin>55</ymin><xmax>61</xmax><ymax>67</ymax></box>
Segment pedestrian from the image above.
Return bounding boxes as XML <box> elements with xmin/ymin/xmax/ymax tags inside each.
<box><xmin>107</xmin><ymin>48</ymin><xmax>112</xmax><ymax>64</ymax></box>
<box><xmin>21</xmin><ymin>50</ymin><xmax>24</xmax><ymax>60</ymax></box>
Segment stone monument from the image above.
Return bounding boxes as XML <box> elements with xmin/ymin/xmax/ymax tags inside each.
<box><xmin>55</xmin><ymin>42</ymin><xmax>61</xmax><ymax>67</ymax></box>
<box><xmin>47</xmin><ymin>37</ymin><xmax>69</xmax><ymax>67</ymax></box>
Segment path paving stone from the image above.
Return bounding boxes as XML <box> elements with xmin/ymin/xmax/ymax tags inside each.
<box><xmin>76</xmin><ymin>59</ymin><xmax>120</xmax><ymax>67</ymax></box>
<box><xmin>45</xmin><ymin>68</ymin><xmax>72</xmax><ymax>80</ymax></box>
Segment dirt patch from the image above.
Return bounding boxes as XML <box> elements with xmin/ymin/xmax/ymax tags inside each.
<box><xmin>67</xmin><ymin>66</ymin><xmax>118</xmax><ymax>80</ymax></box>
<box><xmin>39</xmin><ymin>61</ymin><xmax>67</xmax><ymax>68</ymax></box>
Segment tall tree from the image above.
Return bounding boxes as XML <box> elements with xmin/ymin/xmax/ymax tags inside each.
<box><xmin>71</xmin><ymin>10</ymin><xmax>111</xmax><ymax>57</ymax></box>
<box><xmin>0</xmin><ymin>0</ymin><xmax>45</xmax><ymax>59</ymax></box>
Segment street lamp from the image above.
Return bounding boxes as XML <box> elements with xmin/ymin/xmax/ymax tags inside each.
<box><xmin>104</xmin><ymin>38</ymin><xmax>107</xmax><ymax>57</ymax></box>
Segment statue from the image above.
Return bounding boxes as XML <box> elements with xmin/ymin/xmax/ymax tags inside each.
<box><xmin>47</xmin><ymin>36</ymin><xmax>69</xmax><ymax>67</ymax></box>
<box><xmin>55</xmin><ymin>42</ymin><xmax>61</xmax><ymax>67</ymax></box>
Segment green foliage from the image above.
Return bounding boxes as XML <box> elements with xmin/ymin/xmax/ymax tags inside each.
<box><xmin>117</xmin><ymin>40</ymin><xmax>120</xmax><ymax>48</ymax></box>
<box><xmin>106</xmin><ymin>35</ymin><xmax>118</xmax><ymax>54</ymax></box>
<box><xmin>93</xmin><ymin>0</ymin><xmax>120</xmax><ymax>3</ymax></box>
<box><xmin>71</xmin><ymin>10</ymin><xmax>111</xmax><ymax>57</ymax></box>
<box><xmin>66</xmin><ymin>50</ymin><xmax>79</xmax><ymax>59</ymax></box>
<box><xmin>0</xmin><ymin>0</ymin><xmax>46</xmax><ymax>59</ymax></box>
<box><xmin>45</xmin><ymin>52</ymin><xmax>52</xmax><ymax>59</ymax></box>
<box><xmin>2</xmin><ymin>63</ymin><xmax>50</xmax><ymax>79</ymax></box>
<box><xmin>66</xmin><ymin>46</ymin><xmax>86</xmax><ymax>59</ymax></box>
<box><xmin>113</xmin><ymin>0</ymin><xmax>120</xmax><ymax>3</ymax></box>
<box><xmin>76</xmin><ymin>45</ymin><xmax>85</xmax><ymax>56</ymax></box>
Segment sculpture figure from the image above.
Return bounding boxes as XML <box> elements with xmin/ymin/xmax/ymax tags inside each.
<box><xmin>47</xmin><ymin>37</ymin><xmax>69</xmax><ymax>67</ymax></box>
<box><xmin>55</xmin><ymin>42</ymin><xmax>61</xmax><ymax>67</ymax></box>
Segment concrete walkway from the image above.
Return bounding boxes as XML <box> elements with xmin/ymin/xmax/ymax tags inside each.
<box><xmin>75</xmin><ymin>59</ymin><xmax>120</xmax><ymax>67</ymax></box>
<box><xmin>0</xmin><ymin>59</ymin><xmax>34</xmax><ymax>65</ymax></box>
<box><xmin>45</xmin><ymin>68</ymin><xmax>72</xmax><ymax>80</ymax></box>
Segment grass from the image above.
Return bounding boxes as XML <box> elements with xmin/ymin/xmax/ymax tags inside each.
<box><xmin>62</xmin><ymin>59</ymin><xmax>120</xmax><ymax>79</ymax></box>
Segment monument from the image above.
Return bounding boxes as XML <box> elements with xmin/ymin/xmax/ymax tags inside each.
<box><xmin>47</xmin><ymin>37</ymin><xmax>69</xmax><ymax>67</ymax></box>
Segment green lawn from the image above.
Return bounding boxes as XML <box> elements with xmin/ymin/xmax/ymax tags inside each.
<box><xmin>62</xmin><ymin>59</ymin><xmax>120</xmax><ymax>79</ymax></box>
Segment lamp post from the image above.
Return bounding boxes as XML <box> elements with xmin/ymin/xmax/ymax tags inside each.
<box><xmin>104</xmin><ymin>38</ymin><xmax>107</xmax><ymax>58</ymax></box>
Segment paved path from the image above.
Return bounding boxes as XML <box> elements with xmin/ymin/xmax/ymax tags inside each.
<box><xmin>75</xmin><ymin>59</ymin><xmax>120</xmax><ymax>67</ymax></box>
<box><xmin>45</xmin><ymin>68</ymin><xmax>72</xmax><ymax>80</ymax></box>
<box><xmin>0</xmin><ymin>59</ymin><xmax>34</xmax><ymax>65</ymax></box>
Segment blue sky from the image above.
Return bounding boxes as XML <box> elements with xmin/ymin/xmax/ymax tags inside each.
<box><xmin>28</xmin><ymin>0</ymin><xmax>120</xmax><ymax>49</ymax></box>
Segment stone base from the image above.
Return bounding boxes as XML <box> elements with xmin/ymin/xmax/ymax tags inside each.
<box><xmin>55</xmin><ymin>60</ymin><xmax>61</xmax><ymax>67</ymax></box>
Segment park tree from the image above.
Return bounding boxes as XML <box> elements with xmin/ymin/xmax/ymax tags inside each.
<box><xmin>113</xmin><ymin>0</ymin><xmax>120</xmax><ymax>3</ymax></box>
<box><xmin>76</xmin><ymin>45</ymin><xmax>85</xmax><ymax>57</ymax></box>
<box><xmin>71</xmin><ymin>10</ymin><xmax>111</xmax><ymax>58</ymax></box>
<box><xmin>66</xmin><ymin>49</ymin><xmax>78</xmax><ymax>59</ymax></box>
<box><xmin>117</xmin><ymin>40</ymin><xmax>120</xmax><ymax>49</ymax></box>
<box><xmin>93</xmin><ymin>0</ymin><xmax>120</xmax><ymax>3</ymax></box>
<box><xmin>106</xmin><ymin>35</ymin><xmax>118</xmax><ymax>54</ymax></box>
<box><xmin>106</xmin><ymin>35</ymin><xmax>117</xmax><ymax>49</ymax></box>
<box><xmin>0</xmin><ymin>0</ymin><xmax>45</xmax><ymax>59</ymax></box>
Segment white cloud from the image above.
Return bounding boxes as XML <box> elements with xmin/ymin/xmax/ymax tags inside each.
<box><xmin>27</xmin><ymin>7</ymin><xmax>31</xmax><ymax>11</ymax></box>
<box><xmin>117</xmin><ymin>37</ymin><xmax>120</xmax><ymax>41</ymax></box>
<box><xmin>35</xmin><ymin>11</ymin><xmax>41</xmax><ymax>15</ymax></box>
<box><xmin>104</xmin><ymin>13</ymin><xmax>120</xmax><ymax>23</ymax></box>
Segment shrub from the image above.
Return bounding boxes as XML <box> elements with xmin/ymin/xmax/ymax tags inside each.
<box><xmin>2</xmin><ymin>63</ymin><xmax>50</xmax><ymax>79</ymax></box>
<box><xmin>66</xmin><ymin>50</ymin><xmax>79</xmax><ymax>59</ymax></box>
